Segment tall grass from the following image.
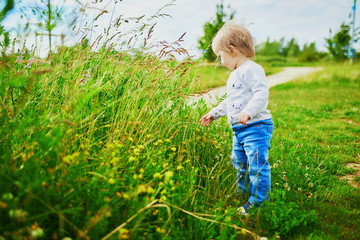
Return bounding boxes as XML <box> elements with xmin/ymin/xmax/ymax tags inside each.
<box><xmin>1</xmin><ymin>2</ymin><xmax>360</xmax><ymax>239</ymax></box>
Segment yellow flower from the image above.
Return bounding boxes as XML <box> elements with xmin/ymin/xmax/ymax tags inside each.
<box><xmin>156</xmin><ymin>227</ymin><xmax>166</xmax><ymax>234</ymax></box>
<box><xmin>104</xmin><ymin>197</ymin><xmax>111</xmax><ymax>202</ymax></box>
<box><xmin>146</xmin><ymin>186</ymin><xmax>156</xmax><ymax>194</ymax></box>
<box><xmin>128</xmin><ymin>156</ymin><xmax>136</xmax><ymax>162</ymax></box>
<box><xmin>122</xmin><ymin>193</ymin><xmax>130</xmax><ymax>199</ymax></box>
<box><xmin>134</xmin><ymin>148</ymin><xmax>140</xmax><ymax>155</ymax></box>
<box><xmin>176</xmin><ymin>165</ymin><xmax>184</xmax><ymax>171</ymax></box>
<box><xmin>170</xmin><ymin>147</ymin><xmax>177</xmax><ymax>152</ymax></box>
<box><xmin>107</xmin><ymin>143</ymin><xmax>115</xmax><ymax>149</ymax></box>
<box><xmin>108</xmin><ymin>178</ymin><xmax>115</xmax><ymax>184</ymax></box>
<box><xmin>160</xmin><ymin>195</ymin><xmax>167</xmax><ymax>201</ymax></box>
<box><xmin>160</xmin><ymin>189</ymin><xmax>167</xmax><ymax>195</ymax></box>
<box><xmin>164</xmin><ymin>171</ymin><xmax>173</xmax><ymax>181</ymax></box>
<box><xmin>137</xmin><ymin>185</ymin><xmax>146</xmax><ymax>194</ymax></box>
<box><xmin>153</xmin><ymin>172</ymin><xmax>162</xmax><ymax>179</ymax></box>
<box><xmin>119</xmin><ymin>228</ymin><xmax>130</xmax><ymax>239</ymax></box>
<box><xmin>62</xmin><ymin>155</ymin><xmax>72</xmax><ymax>164</ymax></box>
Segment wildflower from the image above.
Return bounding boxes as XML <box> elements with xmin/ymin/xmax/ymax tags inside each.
<box><xmin>116</xmin><ymin>192</ymin><xmax>122</xmax><ymax>198</ymax></box>
<box><xmin>119</xmin><ymin>228</ymin><xmax>130</xmax><ymax>239</ymax></box>
<box><xmin>0</xmin><ymin>201</ymin><xmax>8</xmax><ymax>209</ymax></box>
<box><xmin>25</xmin><ymin>57</ymin><xmax>34</xmax><ymax>69</ymax></box>
<box><xmin>298</xmin><ymin>188</ymin><xmax>302</xmax><ymax>192</ymax></box>
<box><xmin>137</xmin><ymin>185</ymin><xmax>147</xmax><ymax>194</ymax></box>
<box><xmin>160</xmin><ymin>189</ymin><xmax>167</xmax><ymax>195</ymax></box>
<box><xmin>153</xmin><ymin>209</ymin><xmax>159</xmax><ymax>215</ymax></box>
<box><xmin>156</xmin><ymin>227</ymin><xmax>166</xmax><ymax>234</ymax></box>
<box><xmin>122</xmin><ymin>193</ymin><xmax>130</xmax><ymax>199</ymax></box>
<box><xmin>128</xmin><ymin>156</ymin><xmax>136</xmax><ymax>162</ymax></box>
<box><xmin>163</xmin><ymin>163</ymin><xmax>169</xmax><ymax>168</ymax></box>
<box><xmin>133</xmin><ymin>174</ymin><xmax>138</xmax><ymax>180</ymax></box>
<box><xmin>171</xmin><ymin>147</ymin><xmax>177</xmax><ymax>152</ymax></box>
<box><xmin>146</xmin><ymin>186</ymin><xmax>156</xmax><ymax>194</ymax></box>
<box><xmin>305</xmin><ymin>173</ymin><xmax>309</xmax><ymax>177</ymax></box>
<box><xmin>104</xmin><ymin>197</ymin><xmax>111</xmax><ymax>202</ymax></box>
<box><xmin>30</xmin><ymin>223</ymin><xmax>44</xmax><ymax>238</ymax></box>
<box><xmin>160</xmin><ymin>195</ymin><xmax>167</xmax><ymax>201</ymax></box>
<box><xmin>108</xmin><ymin>178</ymin><xmax>115</xmax><ymax>185</ymax></box>
<box><xmin>164</xmin><ymin>171</ymin><xmax>173</xmax><ymax>181</ymax></box>
<box><xmin>9</xmin><ymin>209</ymin><xmax>28</xmax><ymax>222</ymax></box>
<box><xmin>139</xmin><ymin>168</ymin><xmax>145</xmax><ymax>173</ymax></box>
<box><xmin>153</xmin><ymin>172</ymin><xmax>162</xmax><ymax>179</ymax></box>
<box><xmin>176</xmin><ymin>165</ymin><xmax>184</xmax><ymax>171</ymax></box>
<box><xmin>309</xmin><ymin>183</ymin><xmax>314</xmax><ymax>187</ymax></box>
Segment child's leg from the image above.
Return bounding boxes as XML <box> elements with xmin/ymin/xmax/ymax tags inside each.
<box><xmin>243</xmin><ymin>143</ymin><xmax>271</xmax><ymax>205</ymax></box>
<box><xmin>232</xmin><ymin>120</ymin><xmax>273</xmax><ymax>206</ymax></box>
<box><xmin>231</xmin><ymin>135</ymin><xmax>249</xmax><ymax>196</ymax></box>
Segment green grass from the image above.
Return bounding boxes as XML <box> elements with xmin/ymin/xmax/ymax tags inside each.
<box><xmin>0</xmin><ymin>42</ymin><xmax>359</xmax><ymax>240</ymax></box>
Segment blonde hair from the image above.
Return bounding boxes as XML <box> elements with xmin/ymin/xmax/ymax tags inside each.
<box><xmin>212</xmin><ymin>19</ymin><xmax>255</xmax><ymax>59</ymax></box>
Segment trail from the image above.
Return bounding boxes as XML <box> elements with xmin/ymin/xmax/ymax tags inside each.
<box><xmin>187</xmin><ymin>66</ymin><xmax>323</xmax><ymax>106</ymax></box>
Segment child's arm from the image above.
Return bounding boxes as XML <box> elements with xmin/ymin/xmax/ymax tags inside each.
<box><xmin>199</xmin><ymin>113</ymin><xmax>214</xmax><ymax>126</ymax></box>
<box><xmin>200</xmin><ymin>98</ymin><xmax>228</xmax><ymax>126</ymax></box>
<box><xmin>241</xmin><ymin>67</ymin><xmax>269</xmax><ymax>120</ymax></box>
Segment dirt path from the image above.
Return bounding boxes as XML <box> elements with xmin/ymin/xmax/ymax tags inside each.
<box><xmin>187</xmin><ymin>66</ymin><xmax>323</xmax><ymax>106</ymax></box>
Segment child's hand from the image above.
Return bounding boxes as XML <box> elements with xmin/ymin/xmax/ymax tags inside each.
<box><xmin>199</xmin><ymin>113</ymin><xmax>214</xmax><ymax>126</ymax></box>
<box><xmin>238</xmin><ymin>112</ymin><xmax>250</xmax><ymax>126</ymax></box>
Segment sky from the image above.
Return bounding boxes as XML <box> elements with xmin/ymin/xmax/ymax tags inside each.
<box><xmin>1</xmin><ymin>0</ymin><xmax>359</xmax><ymax>58</ymax></box>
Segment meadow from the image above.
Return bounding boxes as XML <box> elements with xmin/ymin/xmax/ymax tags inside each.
<box><xmin>0</xmin><ymin>38</ymin><xmax>359</xmax><ymax>240</ymax></box>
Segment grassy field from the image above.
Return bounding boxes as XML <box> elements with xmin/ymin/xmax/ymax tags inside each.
<box><xmin>0</xmin><ymin>42</ymin><xmax>359</xmax><ymax>240</ymax></box>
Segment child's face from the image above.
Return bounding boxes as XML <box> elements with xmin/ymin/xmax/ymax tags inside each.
<box><xmin>216</xmin><ymin>50</ymin><xmax>241</xmax><ymax>70</ymax></box>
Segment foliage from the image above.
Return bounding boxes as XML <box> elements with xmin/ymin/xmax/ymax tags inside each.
<box><xmin>281</xmin><ymin>38</ymin><xmax>300</xmax><ymax>57</ymax></box>
<box><xmin>1</xmin><ymin>2</ymin><xmax>360</xmax><ymax>239</ymax></box>
<box><xmin>17</xmin><ymin>0</ymin><xmax>80</xmax><ymax>54</ymax></box>
<box><xmin>198</xmin><ymin>0</ymin><xmax>235</xmax><ymax>62</ymax></box>
<box><xmin>256</xmin><ymin>38</ymin><xmax>325</xmax><ymax>63</ymax></box>
<box><xmin>0</xmin><ymin>0</ymin><xmax>14</xmax><ymax>22</ymax></box>
<box><xmin>326</xmin><ymin>23</ymin><xmax>352</xmax><ymax>60</ymax></box>
<box><xmin>0</xmin><ymin>0</ymin><xmax>14</xmax><ymax>56</ymax></box>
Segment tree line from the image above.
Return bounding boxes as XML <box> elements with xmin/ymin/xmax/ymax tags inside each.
<box><xmin>198</xmin><ymin>0</ymin><xmax>359</xmax><ymax>62</ymax></box>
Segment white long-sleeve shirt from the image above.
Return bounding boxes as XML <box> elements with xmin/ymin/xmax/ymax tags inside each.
<box><xmin>209</xmin><ymin>60</ymin><xmax>271</xmax><ymax>125</ymax></box>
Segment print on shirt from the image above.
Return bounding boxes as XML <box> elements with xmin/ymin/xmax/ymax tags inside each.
<box><xmin>232</xmin><ymin>103</ymin><xmax>243</xmax><ymax>110</ymax></box>
<box><xmin>232</xmin><ymin>81</ymin><xmax>242</xmax><ymax>89</ymax></box>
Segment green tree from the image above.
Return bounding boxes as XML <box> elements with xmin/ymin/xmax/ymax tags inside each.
<box><xmin>326</xmin><ymin>23</ymin><xmax>351</xmax><ymax>60</ymax></box>
<box><xmin>0</xmin><ymin>0</ymin><xmax>14</xmax><ymax>55</ymax></box>
<box><xmin>282</xmin><ymin>38</ymin><xmax>300</xmax><ymax>57</ymax></box>
<box><xmin>298</xmin><ymin>42</ymin><xmax>320</xmax><ymax>62</ymax></box>
<box><xmin>257</xmin><ymin>37</ymin><xmax>284</xmax><ymax>56</ymax></box>
<box><xmin>19</xmin><ymin>0</ymin><xmax>79</xmax><ymax>55</ymax></box>
<box><xmin>198</xmin><ymin>0</ymin><xmax>235</xmax><ymax>62</ymax></box>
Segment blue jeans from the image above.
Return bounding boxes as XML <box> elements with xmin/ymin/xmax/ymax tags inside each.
<box><xmin>231</xmin><ymin>119</ymin><xmax>274</xmax><ymax>206</ymax></box>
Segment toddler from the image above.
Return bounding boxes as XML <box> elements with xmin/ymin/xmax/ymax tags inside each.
<box><xmin>199</xmin><ymin>20</ymin><xmax>274</xmax><ymax>215</ymax></box>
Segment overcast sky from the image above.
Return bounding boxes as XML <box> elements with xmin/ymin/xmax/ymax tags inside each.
<box><xmin>2</xmin><ymin>0</ymin><xmax>359</xmax><ymax>58</ymax></box>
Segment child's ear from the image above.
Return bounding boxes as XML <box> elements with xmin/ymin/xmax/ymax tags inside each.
<box><xmin>229</xmin><ymin>46</ymin><xmax>237</xmax><ymax>56</ymax></box>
